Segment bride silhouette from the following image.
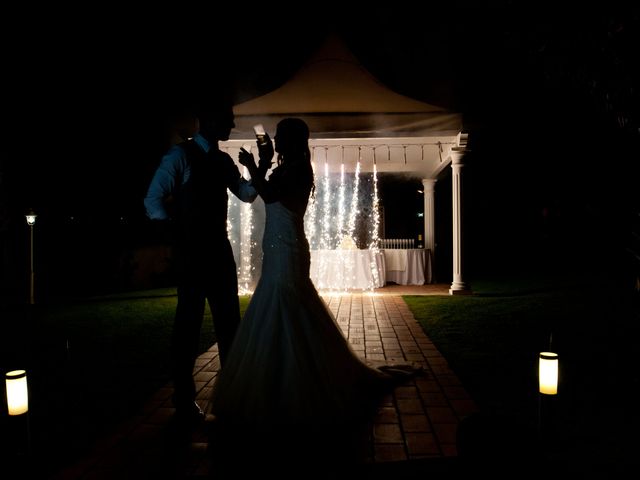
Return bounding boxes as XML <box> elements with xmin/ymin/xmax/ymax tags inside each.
<box><xmin>208</xmin><ymin>118</ymin><xmax>419</xmax><ymax>474</ymax></box>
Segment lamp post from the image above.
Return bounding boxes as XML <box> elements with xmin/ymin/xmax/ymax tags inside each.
<box><xmin>25</xmin><ymin>210</ymin><xmax>36</xmax><ymax>305</ymax></box>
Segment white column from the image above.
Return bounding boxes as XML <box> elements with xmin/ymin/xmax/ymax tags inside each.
<box><xmin>421</xmin><ymin>179</ymin><xmax>436</xmax><ymax>284</ymax></box>
<box><xmin>449</xmin><ymin>148</ymin><xmax>472</xmax><ymax>295</ymax></box>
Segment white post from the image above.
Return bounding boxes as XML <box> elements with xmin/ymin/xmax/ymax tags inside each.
<box><xmin>449</xmin><ymin>148</ymin><xmax>471</xmax><ymax>295</ymax></box>
<box><xmin>421</xmin><ymin>179</ymin><xmax>436</xmax><ymax>284</ymax></box>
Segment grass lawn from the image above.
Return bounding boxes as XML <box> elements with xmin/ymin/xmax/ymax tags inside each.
<box><xmin>0</xmin><ymin>288</ymin><xmax>250</xmax><ymax>478</ymax></box>
<box><xmin>404</xmin><ymin>272</ymin><xmax>640</xmax><ymax>473</ymax></box>
<box><xmin>1</xmin><ymin>270</ymin><xmax>638</xmax><ymax>475</ymax></box>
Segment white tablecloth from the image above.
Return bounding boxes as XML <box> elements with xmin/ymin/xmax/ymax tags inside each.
<box><xmin>383</xmin><ymin>249</ymin><xmax>431</xmax><ymax>285</ymax></box>
<box><xmin>310</xmin><ymin>249</ymin><xmax>386</xmax><ymax>291</ymax></box>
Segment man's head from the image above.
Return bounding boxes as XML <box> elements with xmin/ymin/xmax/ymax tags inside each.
<box><xmin>196</xmin><ymin>98</ymin><xmax>235</xmax><ymax>143</ymax></box>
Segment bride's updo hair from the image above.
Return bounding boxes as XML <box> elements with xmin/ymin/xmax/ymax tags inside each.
<box><xmin>275</xmin><ymin>117</ymin><xmax>315</xmax><ymax>196</ymax></box>
<box><xmin>275</xmin><ymin>118</ymin><xmax>310</xmax><ymax>163</ymax></box>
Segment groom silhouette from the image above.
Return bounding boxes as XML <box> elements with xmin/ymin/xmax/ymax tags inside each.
<box><xmin>144</xmin><ymin>98</ymin><xmax>260</xmax><ymax>423</ymax></box>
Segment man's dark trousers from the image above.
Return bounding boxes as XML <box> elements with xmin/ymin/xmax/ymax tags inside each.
<box><xmin>171</xmin><ymin>239</ymin><xmax>240</xmax><ymax>409</ymax></box>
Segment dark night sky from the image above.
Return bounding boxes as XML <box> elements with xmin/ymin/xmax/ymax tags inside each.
<box><xmin>2</xmin><ymin>2</ymin><xmax>638</xmax><ymax>285</ymax></box>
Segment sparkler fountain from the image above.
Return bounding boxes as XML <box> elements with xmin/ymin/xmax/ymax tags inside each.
<box><xmin>229</xmin><ymin>145</ymin><xmax>383</xmax><ymax>294</ymax></box>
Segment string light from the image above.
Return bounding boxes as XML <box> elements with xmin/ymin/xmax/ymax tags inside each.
<box><xmin>346</xmin><ymin>148</ymin><xmax>361</xmax><ymax>242</ymax></box>
<box><xmin>368</xmin><ymin>148</ymin><xmax>381</xmax><ymax>290</ymax></box>
<box><xmin>305</xmin><ymin>152</ymin><xmax>318</xmax><ymax>249</ymax></box>
<box><xmin>337</xmin><ymin>158</ymin><xmax>346</xmax><ymax>247</ymax></box>
<box><xmin>238</xmin><ymin>166</ymin><xmax>254</xmax><ymax>294</ymax></box>
<box><xmin>319</xmin><ymin>147</ymin><xmax>332</xmax><ymax>250</ymax></box>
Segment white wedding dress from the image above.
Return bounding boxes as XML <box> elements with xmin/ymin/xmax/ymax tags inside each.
<box><xmin>210</xmin><ymin>201</ymin><xmax>402</xmax><ymax>432</ymax></box>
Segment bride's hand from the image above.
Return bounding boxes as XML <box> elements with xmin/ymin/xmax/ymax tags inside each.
<box><xmin>238</xmin><ymin>149</ymin><xmax>256</xmax><ymax>168</ymax></box>
<box><xmin>257</xmin><ymin>133</ymin><xmax>274</xmax><ymax>170</ymax></box>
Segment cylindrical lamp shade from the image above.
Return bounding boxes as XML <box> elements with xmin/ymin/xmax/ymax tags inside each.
<box><xmin>5</xmin><ymin>370</ymin><xmax>29</xmax><ymax>415</ymax></box>
<box><xmin>539</xmin><ymin>352</ymin><xmax>558</xmax><ymax>395</ymax></box>
<box><xmin>25</xmin><ymin>214</ymin><xmax>37</xmax><ymax>225</ymax></box>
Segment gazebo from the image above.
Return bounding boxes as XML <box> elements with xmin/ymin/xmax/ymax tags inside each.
<box><xmin>223</xmin><ymin>34</ymin><xmax>470</xmax><ymax>295</ymax></box>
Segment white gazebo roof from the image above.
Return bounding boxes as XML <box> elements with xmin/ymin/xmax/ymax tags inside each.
<box><xmin>226</xmin><ymin>34</ymin><xmax>465</xmax><ymax>178</ymax></box>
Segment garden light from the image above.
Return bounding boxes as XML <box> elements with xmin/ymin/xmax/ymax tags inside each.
<box><xmin>539</xmin><ymin>352</ymin><xmax>558</xmax><ymax>395</ymax></box>
<box><xmin>5</xmin><ymin>370</ymin><xmax>29</xmax><ymax>415</ymax></box>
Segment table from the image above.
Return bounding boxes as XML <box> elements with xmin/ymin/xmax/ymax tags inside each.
<box><xmin>310</xmin><ymin>249</ymin><xmax>386</xmax><ymax>291</ymax></box>
<box><xmin>383</xmin><ymin>249</ymin><xmax>431</xmax><ymax>285</ymax></box>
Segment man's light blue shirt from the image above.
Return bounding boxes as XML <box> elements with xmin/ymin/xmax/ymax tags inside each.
<box><xmin>144</xmin><ymin>133</ymin><xmax>257</xmax><ymax>220</ymax></box>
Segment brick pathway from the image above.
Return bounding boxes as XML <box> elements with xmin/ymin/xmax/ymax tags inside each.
<box><xmin>51</xmin><ymin>292</ymin><xmax>478</xmax><ymax>479</ymax></box>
